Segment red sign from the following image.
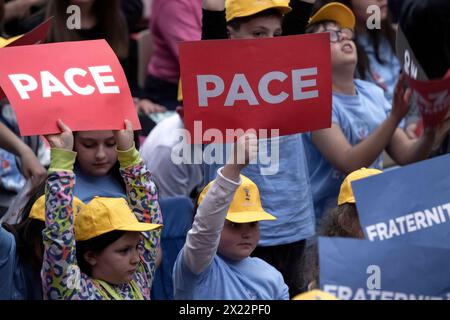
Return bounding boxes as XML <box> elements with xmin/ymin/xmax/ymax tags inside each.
<box><xmin>0</xmin><ymin>39</ymin><xmax>140</xmax><ymax>136</ymax></box>
<box><xmin>179</xmin><ymin>34</ymin><xmax>332</xmax><ymax>143</ymax></box>
<box><xmin>0</xmin><ymin>18</ymin><xmax>53</xmax><ymax>100</ymax></box>
<box><xmin>407</xmin><ymin>71</ymin><xmax>450</xmax><ymax>128</ymax></box>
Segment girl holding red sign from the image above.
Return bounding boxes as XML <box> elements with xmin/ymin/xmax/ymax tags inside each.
<box><xmin>42</xmin><ymin>119</ymin><xmax>163</xmax><ymax>300</ymax></box>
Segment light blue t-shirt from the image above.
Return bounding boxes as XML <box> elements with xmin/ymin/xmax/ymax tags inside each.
<box><xmin>73</xmin><ymin>167</ymin><xmax>126</xmax><ymax>203</ymax></box>
<box><xmin>0</xmin><ymin>227</ymin><xmax>42</xmax><ymax>300</ymax></box>
<box><xmin>203</xmin><ymin>134</ymin><xmax>315</xmax><ymax>246</ymax></box>
<box><xmin>303</xmin><ymin>80</ymin><xmax>391</xmax><ymax>220</ymax></box>
<box><xmin>357</xmin><ymin>34</ymin><xmax>401</xmax><ymax>103</ymax></box>
<box><xmin>173</xmin><ymin>251</ymin><xmax>289</xmax><ymax>300</ymax></box>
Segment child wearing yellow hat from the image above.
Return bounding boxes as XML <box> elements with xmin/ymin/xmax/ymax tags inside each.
<box><xmin>201</xmin><ymin>0</ymin><xmax>318</xmax><ymax>298</ymax></box>
<box><xmin>302</xmin><ymin>168</ymin><xmax>382</xmax><ymax>291</ymax></box>
<box><xmin>42</xmin><ymin>119</ymin><xmax>162</xmax><ymax>300</ymax></box>
<box><xmin>0</xmin><ymin>183</ymin><xmax>84</xmax><ymax>300</ymax></box>
<box><xmin>173</xmin><ymin>133</ymin><xmax>289</xmax><ymax>299</ymax></box>
<box><xmin>302</xmin><ymin>2</ymin><xmax>438</xmax><ymax>220</ymax></box>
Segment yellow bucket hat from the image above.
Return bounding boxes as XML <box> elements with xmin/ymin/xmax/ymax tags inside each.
<box><xmin>29</xmin><ymin>195</ymin><xmax>85</xmax><ymax>222</ymax></box>
<box><xmin>338</xmin><ymin>168</ymin><xmax>382</xmax><ymax>205</ymax></box>
<box><xmin>307</xmin><ymin>2</ymin><xmax>356</xmax><ymax>30</ymax></box>
<box><xmin>292</xmin><ymin>290</ymin><xmax>338</xmax><ymax>300</ymax></box>
<box><xmin>225</xmin><ymin>0</ymin><xmax>291</xmax><ymax>22</ymax></box>
<box><xmin>75</xmin><ymin>197</ymin><xmax>162</xmax><ymax>241</ymax></box>
<box><xmin>198</xmin><ymin>174</ymin><xmax>276</xmax><ymax>223</ymax></box>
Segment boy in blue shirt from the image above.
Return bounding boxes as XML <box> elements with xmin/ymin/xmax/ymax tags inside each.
<box><xmin>201</xmin><ymin>0</ymin><xmax>317</xmax><ymax>297</ymax></box>
<box><xmin>173</xmin><ymin>133</ymin><xmax>289</xmax><ymax>300</ymax></box>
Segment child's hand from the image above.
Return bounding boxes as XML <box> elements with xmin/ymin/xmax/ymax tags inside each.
<box><xmin>44</xmin><ymin>119</ymin><xmax>73</xmax><ymax>150</ymax></box>
<box><xmin>114</xmin><ymin>119</ymin><xmax>134</xmax><ymax>151</ymax></box>
<box><xmin>391</xmin><ymin>74</ymin><xmax>412</xmax><ymax>121</ymax></box>
<box><xmin>223</xmin><ymin>133</ymin><xmax>258</xmax><ymax>181</ymax></box>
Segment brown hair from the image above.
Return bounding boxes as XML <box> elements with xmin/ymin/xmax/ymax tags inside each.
<box><xmin>301</xmin><ymin>203</ymin><xmax>363</xmax><ymax>290</ymax></box>
<box><xmin>0</xmin><ymin>0</ymin><xmax>4</xmax><ymax>34</ymax></box>
<box><xmin>45</xmin><ymin>0</ymin><xmax>129</xmax><ymax>59</ymax></box>
<box><xmin>2</xmin><ymin>181</ymin><xmax>46</xmax><ymax>273</ymax></box>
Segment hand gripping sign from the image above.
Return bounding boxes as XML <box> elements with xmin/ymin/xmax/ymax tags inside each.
<box><xmin>179</xmin><ymin>33</ymin><xmax>332</xmax><ymax>144</ymax></box>
<box><xmin>0</xmin><ymin>39</ymin><xmax>140</xmax><ymax>136</ymax></box>
<box><xmin>407</xmin><ymin>73</ymin><xmax>450</xmax><ymax>129</ymax></box>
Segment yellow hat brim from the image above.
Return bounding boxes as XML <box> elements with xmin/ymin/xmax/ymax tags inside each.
<box><xmin>226</xmin><ymin>210</ymin><xmax>276</xmax><ymax>223</ymax></box>
<box><xmin>116</xmin><ymin>221</ymin><xmax>163</xmax><ymax>233</ymax></box>
<box><xmin>292</xmin><ymin>290</ymin><xmax>338</xmax><ymax>300</ymax></box>
<box><xmin>307</xmin><ymin>2</ymin><xmax>356</xmax><ymax>30</ymax></box>
<box><xmin>75</xmin><ymin>222</ymin><xmax>163</xmax><ymax>241</ymax></box>
<box><xmin>227</xmin><ymin>5</ymin><xmax>292</xmax><ymax>22</ymax></box>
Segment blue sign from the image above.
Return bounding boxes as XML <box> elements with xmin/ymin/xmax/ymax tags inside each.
<box><xmin>319</xmin><ymin>237</ymin><xmax>450</xmax><ymax>300</ymax></box>
<box><xmin>352</xmin><ymin>154</ymin><xmax>450</xmax><ymax>247</ymax></box>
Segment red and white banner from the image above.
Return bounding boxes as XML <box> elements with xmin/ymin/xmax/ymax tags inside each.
<box><xmin>179</xmin><ymin>33</ymin><xmax>332</xmax><ymax>143</ymax></box>
<box><xmin>407</xmin><ymin>70</ymin><xmax>450</xmax><ymax>128</ymax></box>
<box><xmin>0</xmin><ymin>39</ymin><xmax>140</xmax><ymax>136</ymax></box>
<box><xmin>0</xmin><ymin>17</ymin><xmax>53</xmax><ymax>100</ymax></box>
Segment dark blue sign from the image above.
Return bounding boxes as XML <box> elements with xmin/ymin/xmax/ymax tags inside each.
<box><xmin>352</xmin><ymin>154</ymin><xmax>450</xmax><ymax>247</ymax></box>
<box><xmin>319</xmin><ymin>237</ymin><xmax>450</xmax><ymax>300</ymax></box>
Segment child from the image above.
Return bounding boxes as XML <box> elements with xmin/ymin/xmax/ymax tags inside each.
<box><xmin>302</xmin><ymin>167</ymin><xmax>382</xmax><ymax>291</ymax></box>
<box><xmin>302</xmin><ymin>2</ymin><xmax>438</xmax><ymax>220</ymax></box>
<box><xmin>71</xmin><ymin>129</ymin><xmax>128</xmax><ymax>203</ymax></box>
<box><xmin>0</xmin><ymin>184</ymin><xmax>84</xmax><ymax>300</ymax></box>
<box><xmin>173</xmin><ymin>134</ymin><xmax>289</xmax><ymax>300</ymax></box>
<box><xmin>318</xmin><ymin>0</ymin><xmax>400</xmax><ymax>102</ymax></box>
<box><xmin>42</xmin><ymin>119</ymin><xmax>162</xmax><ymax>300</ymax></box>
<box><xmin>201</xmin><ymin>0</ymin><xmax>317</xmax><ymax>298</ymax></box>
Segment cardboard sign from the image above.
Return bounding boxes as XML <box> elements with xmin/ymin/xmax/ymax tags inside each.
<box><xmin>0</xmin><ymin>40</ymin><xmax>140</xmax><ymax>136</ymax></box>
<box><xmin>407</xmin><ymin>74</ymin><xmax>450</xmax><ymax>128</ymax></box>
<box><xmin>179</xmin><ymin>34</ymin><xmax>332</xmax><ymax>143</ymax></box>
<box><xmin>319</xmin><ymin>237</ymin><xmax>450</xmax><ymax>300</ymax></box>
<box><xmin>396</xmin><ymin>27</ymin><xmax>428</xmax><ymax>81</ymax></box>
<box><xmin>352</xmin><ymin>154</ymin><xmax>450</xmax><ymax>247</ymax></box>
<box><xmin>0</xmin><ymin>18</ymin><xmax>53</xmax><ymax>100</ymax></box>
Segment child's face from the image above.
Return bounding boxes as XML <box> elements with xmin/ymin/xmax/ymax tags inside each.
<box><xmin>89</xmin><ymin>231</ymin><xmax>142</xmax><ymax>285</ymax></box>
<box><xmin>218</xmin><ymin>221</ymin><xmax>260</xmax><ymax>261</ymax></box>
<box><xmin>228</xmin><ymin>15</ymin><xmax>282</xmax><ymax>39</ymax></box>
<box><xmin>315</xmin><ymin>22</ymin><xmax>357</xmax><ymax>70</ymax></box>
<box><xmin>74</xmin><ymin>130</ymin><xmax>117</xmax><ymax>176</ymax></box>
<box><xmin>351</xmin><ymin>0</ymin><xmax>388</xmax><ymax>24</ymax></box>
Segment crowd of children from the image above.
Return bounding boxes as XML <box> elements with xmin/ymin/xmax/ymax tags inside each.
<box><xmin>0</xmin><ymin>0</ymin><xmax>449</xmax><ymax>300</ymax></box>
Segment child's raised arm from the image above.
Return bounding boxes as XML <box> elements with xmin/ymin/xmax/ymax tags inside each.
<box><xmin>42</xmin><ymin>120</ymin><xmax>79</xmax><ymax>300</ymax></box>
<box><xmin>114</xmin><ymin>120</ymin><xmax>163</xmax><ymax>291</ymax></box>
<box><xmin>180</xmin><ymin>133</ymin><xmax>258</xmax><ymax>275</ymax></box>
<box><xmin>310</xmin><ymin>75</ymin><xmax>428</xmax><ymax>174</ymax></box>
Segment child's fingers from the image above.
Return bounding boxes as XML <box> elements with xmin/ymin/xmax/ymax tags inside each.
<box><xmin>57</xmin><ymin>119</ymin><xmax>72</xmax><ymax>133</ymax></box>
<box><xmin>124</xmin><ymin>119</ymin><xmax>133</xmax><ymax>132</ymax></box>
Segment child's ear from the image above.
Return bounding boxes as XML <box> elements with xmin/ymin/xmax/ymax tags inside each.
<box><xmin>83</xmin><ymin>251</ymin><xmax>98</xmax><ymax>267</ymax></box>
